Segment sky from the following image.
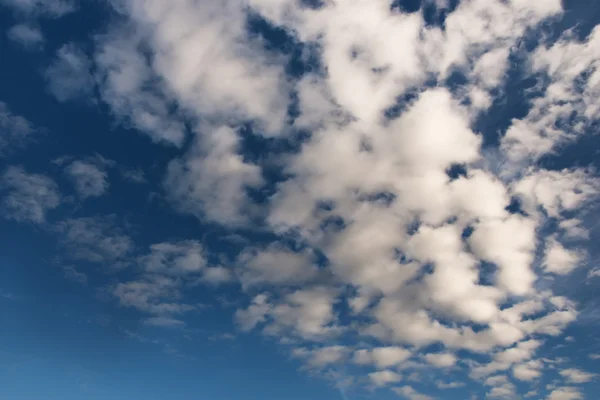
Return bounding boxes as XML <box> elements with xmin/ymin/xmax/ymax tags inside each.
<box><xmin>1</xmin><ymin>0</ymin><xmax>600</xmax><ymax>399</ymax></box>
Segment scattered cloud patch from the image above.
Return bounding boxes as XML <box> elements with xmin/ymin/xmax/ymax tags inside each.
<box><xmin>0</xmin><ymin>166</ymin><xmax>60</xmax><ymax>223</ymax></box>
<box><xmin>6</xmin><ymin>23</ymin><xmax>44</xmax><ymax>49</ymax></box>
<box><xmin>0</xmin><ymin>102</ymin><xmax>38</xmax><ymax>156</ymax></box>
<box><xmin>45</xmin><ymin>43</ymin><xmax>95</xmax><ymax>102</ymax></box>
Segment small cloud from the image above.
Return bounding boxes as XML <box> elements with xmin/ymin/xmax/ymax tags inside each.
<box><xmin>0</xmin><ymin>102</ymin><xmax>39</xmax><ymax>156</ymax></box>
<box><xmin>0</xmin><ymin>166</ymin><xmax>61</xmax><ymax>223</ymax></box>
<box><xmin>145</xmin><ymin>317</ymin><xmax>185</xmax><ymax>328</ymax></box>
<box><xmin>63</xmin><ymin>265</ymin><xmax>87</xmax><ymax>285</ymax></box>
<box><xmin>6</xmin><ymin>23</ymin><xmax>44</xmax><ymax>50</ymax></box>
<box><xmin>56</xmin><ymin>215</ymin><xmax>132</xmax><ymax>264</ymax></box>
<box><xmin>368</xmin><ymin>370</ymin><xmax>402</xmax><ymax>387</ymax></box>
<box><xmin>202</xmin><ymin>266</ymin><xmax>234</xmax><ymax>285</ymax></box>
<box><xmin>0</xmin><ymin>0</ymin><xmax>75</xmax><ymax>17</ymax></box>
<box><xmin>120</xmin><ymin>167</ymin><xmax>147</xmax><ymax>184</ymax></box>
<box><xmin>45</xmin><ymin>43</ymin><xmax>95</xmax><ymax>102</ymax></box>
<box><xmin>559</xmin><ymin>368</ymin><xmax>596</xmax><ymax>384</ymax></box>
<box><xmin>547</xmin><ymin>386</ymin><xmax>583</xmax><ymax>400</ymax></box>
<box><xmin>392</xmin><ymin>386</ymin><xmax>433</xmax><ymax>400</ymax></box>
<box><xmin>436</xmin><ymin>381</ymin><xmax>465</xmax><ymax>389</ymax></box>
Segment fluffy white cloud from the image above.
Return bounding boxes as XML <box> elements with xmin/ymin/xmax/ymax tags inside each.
<box><xmin>293</xmin><ymin>345</ymin><xmax>348</xmax><ymax>368</ymax></box>
<box><xmin>513</xmin><ymin>360</ymin><xmax>543</xmax><ymax>381</ymax></box>
<box><xmin>0</xmin><ymin>166</ymin><xmax>60</xmax><ymax>223</ymax></box>
<box><xmin>140</xmin><ymin>241</ymin><xmax>206</xmax><ymax>275</ymax></box>
<box><xmin>502</xmin><ymin>25</ymin><xmax>600</xmax><ymax>162</ymax></box>
<box><xmin>6</xmin><ymin>23</ymin><xmax>44</xmax><ymax>49</ymax></box>
<box><xmin>368</xmin><ymin>370</ymin><xmax>402</xmax><ymax>387</ymax></box>
<box><xmin>0</xmin><ymin>0</ymin><xmax>74</xmax><ymax>17</ymax></box>
<box><xmin>112</xmin><ymin>275</ymin><xmax>194</xmax><ymax>316</ymax></box>
<box><xmin>423</xmin><ymin>352</ymin><xmax>457</xmax><ymax>368</ymax></box>
<box><xmin>237</xmin><ymin>243</ymin><xmax>319</xmax><ymax>287</ymax></box>
<box><xmin>164</xmin><ymin>126</ymin><xmax>263</xmax><ymax>225</ymax></box>
<box><xmin>392</xmin><ymin>386</ymin><xmax>433</xmax><ymax>400</ymax></box>
<box><xmin>63</xmin><ymin>156</ymin><xmax>113</xmax><ymax>199</ymax></box>
<box><xmin>354</xmin><ymin>347</ymin><xmax>412</xmax><ymax>369</ymax></box>
<box><xmin>56</xmin><ymin>215</ymin><xmax>132</xmax><ymax>264</ymax></box>
<box><xmin>9</xmin><ymin>0</ymin><xmax>600</xmax><ymax>397</ymax></box>
<box><xmin>543</xmin><ymin>237</ymin><xmax>583</xmax><ymax>275</ymax></box>
<box><xmin>559</xmin><ymin>368</ymin><xmax>596</xmax><ymax>384</ymax></box>
<box><xmin>547</xmin><ymin>387</ymin><xmax>583</xmax><ymax>400</ymax></box>
<box><xmin>0</xmin><ymin>102</ymin><xmax>38</xmax><ymax>156</ymax></box>
<box><xmin>45</xmin><ymin>43</ymin><xmax>95</xmax><ymax>102</ymax></box>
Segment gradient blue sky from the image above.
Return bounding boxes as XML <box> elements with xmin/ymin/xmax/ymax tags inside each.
<box><xmin>1</xmin><ymin>1</ymin><xmax>600</xmax><ymax>399</ymax></box>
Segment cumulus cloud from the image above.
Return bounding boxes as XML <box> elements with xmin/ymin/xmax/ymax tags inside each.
<box><xmin>547</xmin><ymin>387</ymin><xmax>583</xmax><ymax>400</ymax></box>
<box><xmin>6</xmin><ymin>23</ymin><xmax>44</xmax><ymax>49</ymax></box>
<box><xmin>354</xmin><ymin>347</ymin><xmax>412</xmax><ymax>369</ymax></box>
<box><xmin>0</xmin><ymin>0</ymin><xmax>74</xmax><ymax>17</ymax></box>
<box><xmin>0</xmin><ymin>166</ymin><xmax>60</xmax><ymax>223</ymax></box>
<box><xmin>56</xmin><ymin>215</ymin><xmax>132</xmax><ymax>264</ymax></box>
<box><xmin>0</xmin><ymin>102</ymin><xmax>38</xmax><ymax>156</ymax></box>
<box><xmin>113</xmin><ymin>275</ymin><xmax>194</xmax><ymax>316</ymax></box>
<box><xmin>45</xmin><ymin>43</ymin><xmax>95</xmax><ymax>102</ymax></box>
<box><xmin>423</xmin><ymin>352</ymin><xmax>457</xmax><ymax>368</ymax></box>
<box><xmin>164</xmin><ymin>126</ymin><xmax>263</xmax><ymax>225</ymax></box>
<box><xmin>559</xmin><ymin>368</ymin><xmax>596</xmax><ymax>384</ymax></box>
<box><xmin>63</xmin><ymin>156</ymin><xmax>113</xmax><ymax>199</ymax></box>
<box><xmin>392</xmin><ymin>386</ymin><xmax>433</xmax><ymax>400</ymax></box>
<box><xmin>368</xmin><ymin>370</ymin><xmax>402</xmax><ymax>387</ymax></box>
<box><xmin>7</xmin><ymin>0</ymin><xmax>600</xmax><ymax>397</ymax></box>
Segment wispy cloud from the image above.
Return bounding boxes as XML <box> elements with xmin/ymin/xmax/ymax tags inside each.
<box><xmin>0</xmin><ymin>166</ymin><xmax>60</xmax><ymax>223</ymax></box>
<box><xmin>6</xmin><ymin>23</ymin><xmax>44</xmax><ymax>49</ymax></box>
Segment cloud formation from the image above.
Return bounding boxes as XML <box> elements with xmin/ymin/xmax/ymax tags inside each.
<box><xmin>3</xmin><ymin>0</ymin><xmax>600</xmax><ymax>398</ymax></box>
<box><xmin>0</xmin><ymin>166</ymin><xmax>60</xmax><ymax>223</ymax></box>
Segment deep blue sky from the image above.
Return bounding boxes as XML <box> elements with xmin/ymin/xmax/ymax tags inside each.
<box><xmin>1</xmin><ymin>1</ymin><xmax>600</xmax><ymax>399</ymax></box>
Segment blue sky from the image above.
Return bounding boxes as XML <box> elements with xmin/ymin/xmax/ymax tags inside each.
<box><xmin>1</xmin><ymin>0</ymin><xmax>600</xmax><ymax>399</ymax></box>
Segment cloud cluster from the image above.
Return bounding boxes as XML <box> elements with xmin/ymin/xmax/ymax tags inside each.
<box><xmin>5</xmin><ymin>0</ymin><xmax>600</xmax><ymax>398</ymax></box>
<box><xmin>0</xmin><ymin>166</ymin><xmax>60</xmax><ymax>223</ymax></box>
<box><xmin>0</xmin><ymin>102</ymin><xmax>38</xmax><ymax>156</ymax></box>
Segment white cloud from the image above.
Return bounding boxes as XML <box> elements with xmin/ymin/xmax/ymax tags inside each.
<box><xmin>6</xmin><ymin>23</ymin><xmax>44</xmax><ymax>49</ymax></box>
<box><xmin>120</xmin><ymin>167</ymin><xmax>146</xmax><ymax>184</ymax></box>
<box><xmin>543</xmin><ymin>237</ymin><xmax>583</xmax><ymax>275</ymax></box>
<box><xmin>0</xmin><ymin>102</ymin><xmax>38</xmax><ymax>156</ymax></box>
<box><xmin>64</xmin><ymin>158</ymin><xmax>111</xmax><ymax>199</ymax></box>
<box><xmin>293</xmin><ymin>345</ymin><xmax>348</xmax><ymax>368</ymax></box>
<box><xmin>94</xmin><ymin>27</ymin><xmax>186</xmax><ymax>146</ymax></box>
<box><xmin>238</xmin><ymin>243</ymin><xmax>318</xmax><ymax>287</ymax></box>
<box><xmin>392</xmin><ymin>386</ymin><xmax>433</xmax><ymax>400</ymax></box>
<box><xmin>354</xmin><ymin>347</ymin><xmax>412</xmax><ymax>369</ymax></box>
<box><xmin>423</xmin><ymin>352</ymin><xmax>457</xmax><ymax>368</ymax></box>
<box><xmin>368</xmin><ymin>370</ymin><xmax>402</xmax><ymax>387</ymax></box>
<box><xmin>9</xmin><ymin>0</ymin><xmax>598</xmax><ymax>397</ymax></box>
<box><xmin>559</xmin><ymin>368</ymin><xmax>596</xmax><ymax>384</ymax></box>
<box><xmin>140</xmin><ymin>241</ymin><xmax>206</xmax><ymax>275</ymax></box>
<box><xmin>513</xmin><ymin>360</ymin><xmax>543</xmax><ymax>381</ymax></box>
<box><xmin>112</xmin><ymin>275</ymin><xmax>194</xmax><ymax>316</ymax></box>
<box><xmin>502</xmin><ymin>25</ymin><xmax>600</xmax><ymax>162</ymax></box>
<box><xmin>144</xmin><ymin>316</ymin><xmax>185</xmax><ymax>328</ymax></box>
<box><xmin>45</xmin><ymin>43</ymin><xmax>95</xmax><ymax>102</ymax></box>
<box><xmin>436</xmin><ymin>381</ymin><xmax>465</xmax><ymax>389</ymax></box>
<box><xmin>547</xmin><ymin>387</ymin><xmax>583</xmax><ymax>400</ymax></box>
<box><xmin>0</xmin><ymin>0</ymin><xmax>74</xmax><ymax>17</ymax></box>
<box><xmin>63</xmin><ymin>265</ymin><xmax>87</xmax><ymax>285</ymax></box>
<box><xmin>0</xmin><ymin>166</ymin><xmax>60</xmax><ymax>223</ymax></box>
<box><xmin>164</xmin><ymin>126</ymin><xmax>263</xmax><ymax>225</ymax></box>
<box><xmin>56</xmin><ymin>215</ymin><xmax>132</xmax><ymax>264</ymax></box>
<box><xmin>202</xmin><ymin>266</ymin><xmax>233</xmax><ymax>285</ymax></box>
<box><xmin>235</xmin><ymin>294</ymin><xmax>271</xmax><ymax>331</ymax></box>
